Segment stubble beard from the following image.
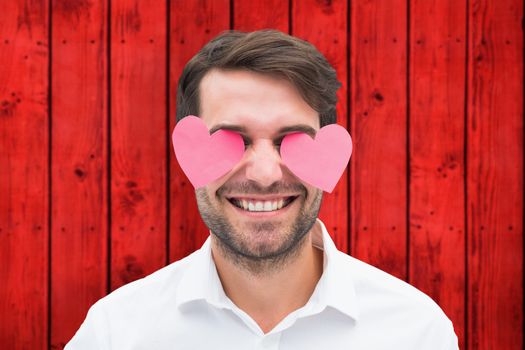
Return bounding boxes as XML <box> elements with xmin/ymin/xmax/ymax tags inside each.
<box><xmin>195</xmin><ymin>187</ymin><xmax>323</xmax><ymax>277</ymax></box>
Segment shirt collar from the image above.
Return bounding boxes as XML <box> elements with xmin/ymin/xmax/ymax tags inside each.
<box><xmin>313</xmin><ymin>219</ymin><xmax>360</xmax><ymax>321</ymax></box>
<box><xmin>176</xmin><ymin>218</ymin><xmax>360</xmax><ymax>321</ymax></box>
<box><xmin>175</xmin><ymin>234</ymin><xmax>229</xmax><ymax>309</ymax></box>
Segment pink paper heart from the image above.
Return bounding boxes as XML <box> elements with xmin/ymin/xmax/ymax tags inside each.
<box><xmin>172</xmin><ymin>115</ymin><xmax>244</xmax><ymax>188</ymax></box>
<box><xmin>280</xmin><ymin>124</ymin><xmax>352</xmax><ymax>193</ymax></box>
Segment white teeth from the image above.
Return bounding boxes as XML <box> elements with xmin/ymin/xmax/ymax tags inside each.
<box><xmin>232</xmin><ymin>198</ymin><xmax>293</xmax><ymax>212</ymax></box>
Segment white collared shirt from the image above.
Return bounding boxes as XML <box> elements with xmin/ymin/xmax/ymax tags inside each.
<box><xmin>66</xmin><ymin>219</ymin><xmax>458</xmax><ymax>349</ymax></box>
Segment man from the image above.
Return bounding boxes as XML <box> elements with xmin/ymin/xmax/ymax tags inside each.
<box><xmin>66</xmin><ymin>30</ymin><xmax>458</xmax><ymax>349</ymax></box>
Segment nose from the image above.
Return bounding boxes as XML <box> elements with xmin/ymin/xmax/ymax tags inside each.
<box><xmin>244</xmin><ymin>139</ymin><xmax>283</xmax><ymax>187</ymax></box>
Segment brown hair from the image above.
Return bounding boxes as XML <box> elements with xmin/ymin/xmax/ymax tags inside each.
<box><xmin>175</xmin><ymin>29</ymin><xmax>341</xmax><ymax>127</ymax></box>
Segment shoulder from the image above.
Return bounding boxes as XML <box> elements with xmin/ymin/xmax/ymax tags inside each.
<box><xmin>65</xmin><ymin>252</ymin><xmax>200</xmax><ymax>349</ymax></box>
<box><xmin>340</xmin><ymin>252</ymin><xmax>443</xmax><ymax>310</ymax></box>
<box><xmin>89</xmin><ymin>249</ymin><xmax>198</xmax><ymax>320</ymax></box>
<box><xmin>337</xmin><ymin>251</ymin><xmax>456</xmax><ymax>339</ymax></box>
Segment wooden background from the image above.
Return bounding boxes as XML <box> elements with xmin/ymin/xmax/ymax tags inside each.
<box><xmin>0</xmin><ymin>0</ymin><xmax>522</xmax><ymax>349</ymax></box>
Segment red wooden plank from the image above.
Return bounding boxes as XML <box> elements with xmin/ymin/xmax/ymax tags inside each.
<box><xmin>0</xmin><ymin>1</ymin><xmax>49</xmax><ymax>348</ymax></box>
<box><xmin>409</xmin><ymin>0</ymin><xmax>466</xmax><ymax>347</ymax></box>
<box><xmin>467</xmin><ymin>0</ymin><xmax>523</xmax><ymax>348</ymax></box>
<box><xmin>50</xmin><ymin>1</ymin><xmax>108</xmax><ymax>348</ymax></box>
<box><xmin>350</xmin><ymin>0</ymin><xmax>407</xmax><ymax>280</ymax></box>
<box><xmin>111</xmin><ymin>0</ymin><xmax>167</xmax><ymax>289</ymax></box>
<box><xmin>292</xmin><ymin>0</ymin><xmax>349</xmax><ymax>252</ymax></box>
<box><xmin>234</xmin><ymin>0</ymin><xmax>288</xmax><ymax>32</ymax></box>
<box><xmin>169</xmin><ymin>0</ymin><xmax>230</xmax><ymax>262</ymax></box>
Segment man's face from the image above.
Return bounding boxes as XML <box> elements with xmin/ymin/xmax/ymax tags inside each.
<box><xmin>195</xmin><ymin>69</ymin><xmax>323</xmax><ymax>263</ymax></box>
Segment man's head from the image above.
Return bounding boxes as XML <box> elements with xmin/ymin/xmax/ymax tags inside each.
<box><xmin>175</xmin><ymin>30</ymin><xmax>341</xmax><ymax>275</ymax></box>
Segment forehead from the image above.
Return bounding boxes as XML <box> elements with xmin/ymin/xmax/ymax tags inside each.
<box><xmin>198</xmin><ymin>69</ymin><xmax>320</xmax><ymax>132</ymax></box>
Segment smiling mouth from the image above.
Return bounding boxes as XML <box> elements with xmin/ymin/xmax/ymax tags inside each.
<box><xmin>226</xmin><ymin>196</ymin><xmax>298</xmax><ymax>212</ymax></box>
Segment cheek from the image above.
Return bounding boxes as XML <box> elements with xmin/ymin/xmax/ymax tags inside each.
<box><xmin>306</xmin><ymin>188</ymin><xmax>323</xmax><ymax>205</ymax></box>
<box><xmin>208</xmin><ymin>166</ymin><xmax>243</xmax><ymax>197</ymax></box>
<box><xmin>195</xmin><ymin>188</ymin><xmax>209</xmax><ymax>205</ymax></box>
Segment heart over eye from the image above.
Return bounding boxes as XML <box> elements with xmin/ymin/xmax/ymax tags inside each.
<box><xmin>172</xmin><ymin>116</ymin><xmax>245</xmax><ymax>188</ymax></box>
<box><xmin>280</xmin><ymin>125</ymin><xmax>352</xmax><ymax>193</ymax></box>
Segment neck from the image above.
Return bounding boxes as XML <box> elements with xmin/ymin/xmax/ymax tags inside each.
<box><xmin>210</xmin><ymin>222</ymin><xmax>324</xmax><ymax>333</ymax></box>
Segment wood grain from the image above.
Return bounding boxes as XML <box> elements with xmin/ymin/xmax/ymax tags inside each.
<box><xmin>467</xmin><ymin>0</ymin><xmax>524</xmax><ymax>348</ymax></box>
<box><xmin>292</xmin><ymin>0</ymin><xmax>349</xmax><ymax>253</ymax></box>
<box><xmin>110</xmin><ymin>0</ymin><xmax>167</xmax><ymax>289</ymax></box>
<box><xmin>0</xmin><ymin>0</ymin><xmax>49</xmax><ymax>348</ymax></box>
<box><xmin>234</xmin><ymin>0</ymin><xmax>288</xmax><ymax>33</ymax></box>
<box><xmin>50</xmin><ymin>0</ymin><xmax>108</xmax><ymax>348</ymax></box>
<box><xmin>350</xmin><ymin>0</ymin><xmax>408</xmax><ymax>281</ymax></box>
<box><xmin>409</xmin><ymin>0</ymin><xmax>466</xmax><ymax>347</ymax></box>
